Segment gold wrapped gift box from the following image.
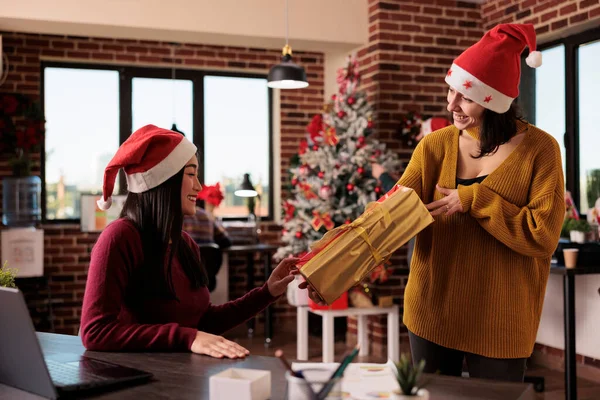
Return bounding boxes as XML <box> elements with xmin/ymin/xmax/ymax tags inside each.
<box><xmin>298</xmin><ymin>186</ymin><xmax>434</xmax><ymax>305</ymax></box>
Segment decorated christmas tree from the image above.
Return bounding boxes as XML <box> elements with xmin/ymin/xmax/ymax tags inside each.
<box><xmin>275</xmin><ymin>55</ymin><xmax>401</xmax><ymax>261</ymax></box>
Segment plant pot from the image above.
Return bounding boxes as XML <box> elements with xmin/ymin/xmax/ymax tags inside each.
<box><xmin>2</xmin><ymin>176</ymin><xmax>42</xmax><ymax>227</ymax></box>
<box><xmin>570</xmin><ymin>230</ymin><xmax>586</xmax><ymax>244</ymax></box>
<box><xmin>392</xmin><ymin>388</ymin><xmax>429</xmax><ymax>399</ymax></box>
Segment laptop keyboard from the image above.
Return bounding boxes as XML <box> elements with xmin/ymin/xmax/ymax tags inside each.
<box><xmin>46</xmin><ymin>359</ymin><xmax>110</xmax><ymax>387</ymax></box>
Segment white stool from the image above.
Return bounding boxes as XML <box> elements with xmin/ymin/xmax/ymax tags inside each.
<box><xmin>296</xmin><ymin>305</ymin><xmax>399</xmax><ymax>363</ymax></box>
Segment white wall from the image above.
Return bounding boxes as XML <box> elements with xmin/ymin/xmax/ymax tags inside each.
<box><xmin>0</xmin><ymin>0</ymin><xmax>367</xmax><ymax>53</ymax></box>
<box><xmin>536</xmin><ymin>274</ymin><xmax>600</xmax><ymax>359</ymax></box>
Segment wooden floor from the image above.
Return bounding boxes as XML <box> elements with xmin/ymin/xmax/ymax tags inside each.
<box><xmin>225</xmin><ymin>324</ymin><xmax>600</xmax><ymax>400</ymax></box>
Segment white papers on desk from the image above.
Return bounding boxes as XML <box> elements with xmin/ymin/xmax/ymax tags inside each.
<box><xmin>291</xmin><ymin>361</ymin><xmax>399</xmax><ymax>399</ymax></box>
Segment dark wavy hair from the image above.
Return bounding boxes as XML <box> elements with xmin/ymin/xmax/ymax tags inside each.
<box><xmin>119</xmin><ymin>168</ymin><xmax>207</xmax><ymax>299</ymax></box>
<box><xmin>474</xmin><ymin>102</ymin><xmax>526</xmax><ymax>159</ymax></box>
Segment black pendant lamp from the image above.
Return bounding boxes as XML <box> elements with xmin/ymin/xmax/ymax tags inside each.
<box><xmin>267</xmin><ymin>0</ymin><xmax>309</xmax><ymax>89</ymax></box>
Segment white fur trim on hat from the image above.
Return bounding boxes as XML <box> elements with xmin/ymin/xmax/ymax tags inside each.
<box><xmin>126</xmin><ymin>138</ymin><xmax>197</xmax><ymax>193</ymax></box>
<box><xmin>445</xmin><ymin>63</ymin><xmax>514</xmax><ymax>114</ymax></box>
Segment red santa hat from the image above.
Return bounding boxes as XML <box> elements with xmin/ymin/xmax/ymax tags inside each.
<box><xmin>445</xmin><ymin>23</ymin><xmax>542</xmax><ymax>114</ymax></box>
<box><xmin>97</xmin><ymin>124</ymin><xmax>197</xmax><ymax>210</ymax></box>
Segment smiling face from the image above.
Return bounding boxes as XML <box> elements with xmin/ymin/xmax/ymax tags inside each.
<box><xmin>446</xmin><ymin>86</ymin><xmax>486</xmax><ymax>131</ymax></box>
<box><xmin>181</xmin><ymin>155</ymin><xmax>202</xmax><ymax>216</ymax></box>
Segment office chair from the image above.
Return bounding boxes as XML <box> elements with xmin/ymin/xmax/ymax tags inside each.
<box><xmin>197</xmin><ymin>243</ymin><xmax>223</xmax><ymax>293</ymax></box>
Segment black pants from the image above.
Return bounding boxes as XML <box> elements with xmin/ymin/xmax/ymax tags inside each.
<box><xmin>408</xmin><ymin>331</ymin><xmax>527</xmax><ymax>382</ymax></box>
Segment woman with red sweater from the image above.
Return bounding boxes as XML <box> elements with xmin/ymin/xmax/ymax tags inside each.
<box><xmin>80</xmin><ymin>125</ymin><xmax>298</xmax><ymax>358</ymax></box>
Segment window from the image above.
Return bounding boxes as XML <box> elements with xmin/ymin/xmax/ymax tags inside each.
<box><xmin>577</xmin><ymin>39</ymin><xmax>600</xmax><ymax>213</ymax></box>
<box><xmin>42</xmin><ymin>63</ymin><xmax>273</xmax><ymax>221</ymax></box>
<box><xmin>521</xmin><ymin>27</ymin><xmax>600</xmax><ymax>215</ymax></box>
<box><xmin>131</xmin><ymin>77</ymin><xmax>193</xmax><ymax>134</ymax></box>
<box><xmin>43</xmin><ymin>67</ymin><xmax>119</xmax><ymax>220</ymax></box>
<box><xmin>534</xmin><ymin>45</ymin><xmax>566</xmax><ymax>176</ymax></box>
<box><xmin>204</xmin><ymin>76</ymin><xmax>271</xmax><ymax>218</ymax></box>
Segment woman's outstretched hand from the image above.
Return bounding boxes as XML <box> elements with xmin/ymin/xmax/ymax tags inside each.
<box><xmin>298</xmin><ymin>280</ymin><xmax>327</xmax><ymax>306</ymax></box>
<box><xmin>191</xmin><ymin>331</ymin><xmax>249</xmax><ymax>359</ymax></box>
<box><xmin>267</xmin><ymin>257</ymin><xmax>300</xmax><ymax>297</ymax></box>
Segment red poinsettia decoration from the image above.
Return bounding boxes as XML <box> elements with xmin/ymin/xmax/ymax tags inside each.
<box><xmin>283</xmin><ymin>201</ymin><xmax>296</xmax><ymax>222</ymax></box>
<box><xmin>307</xmin><ymin>114</ymin><xmax>324</xmax><ymax>143</ymax></box>
<box><xmin>298</xmin><ymin>138</ymin><xmax>308</xmax><ymax>155</ymax></box>
<box><xmin>0</xmin><ymin>93</ymin><xmax>45</xmax><ymax>176</ymax></box>
<box><xmin>336</xmin><ymin>54</ymin><xmax>360</xmax><ymax>96</ymax></box>
<box><xmin>197</xmin><ymin>183</ymin><xmax>224</xmax><ymax>207</ymax></box>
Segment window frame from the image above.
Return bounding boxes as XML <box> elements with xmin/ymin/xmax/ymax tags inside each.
<box><xmin>41</xmin><ymin>61</ymin><xmax>274</xmax><ymax>223</ymax></box>
<box><xmin>522</xmin><ymin>27</ymin><xmax>600</xmax><ymax>214</ymax></box>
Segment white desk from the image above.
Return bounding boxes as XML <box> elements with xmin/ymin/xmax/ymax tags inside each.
<box><xmin>296</xmin><ymin>305</ymin><xmax>400</xmax><ymax>363</ymax></box>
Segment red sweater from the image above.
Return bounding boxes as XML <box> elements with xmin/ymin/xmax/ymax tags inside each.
<box><xmin>80</xmin><ymin>218</ymin><xmax>276</xmax><ymax>351</ymax></box>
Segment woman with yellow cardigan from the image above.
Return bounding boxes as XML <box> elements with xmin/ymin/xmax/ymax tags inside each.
<box><xmin>304</xmin><ymin>23</ymin><xmax>564</xmax><ymax>382</ymax></box>
<box><xmin>401</xmin><ymin>24</ymin><xmax>564</xmax><ymax>382</ymax></box>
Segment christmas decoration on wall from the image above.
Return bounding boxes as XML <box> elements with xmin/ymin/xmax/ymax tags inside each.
<box><xmin>274</xmin><ymin>54</ymin><xmax>401</xmax><ymax>261</ymax></box>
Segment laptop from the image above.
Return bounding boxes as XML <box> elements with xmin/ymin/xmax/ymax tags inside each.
<box><xmin>0</xmin><ymin>287</ymin><xmax>153</xmax><ymax>399</ymax></box>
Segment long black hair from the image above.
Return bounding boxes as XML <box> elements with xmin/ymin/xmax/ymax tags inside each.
<box><xmin>474</xmin><ymin>102</ymin><xmax>526</xmax><ymax>159</ymax></box>
<box><xmin>120</xmin><ymin>168</ymin><xmax>208</xmax><ymax>299</ymax></box>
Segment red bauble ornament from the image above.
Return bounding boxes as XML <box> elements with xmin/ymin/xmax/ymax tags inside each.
<box><xmin>282</xmin><ymin>229</ymin><xmax>288</xmax><ymax>235</ymax></box>
<box><xmin>357</xmin><ymin>167</ymin><xmax>364</xmax><ymax>175</ymax></box>
<box><xmin>312</xmin><ymin>144</ymin><xmax>319</xmax><ymax>151</ymax></box>
<box><xmin>298</xmin><ymin>165</ymin><xmax>309</xmax><ymax>177</ymax></box>
<box><xmin>318</xmin><ymin>171</ymin><xmax>325</xmax><ymax>179</ymax></box>
<box><xmin>331</xmin><ymin>94</ymin><xmax>337</xmax><ymax>101</ymax></box>
<box><xmin>344</xmin><ymin>219</ymin><xmax>352</xmax><ymax>225</ymax></box>
<box><xmin>346</xmin><ymin>183</ymin><xmax>355</xmax><ymax>191</ymax></box>
<box><xmin>319</xmin><ymin>185</ymin><xmax>333</xmax><ymax>200</ymax></box>
<box><xmin>347</xmin><ymin>97</ymin><xmax>356</xmax><ymax>105</ymax></box>
<box><xmin>335</xmin><ymin>164</ymin><xmax>340</xmax><ymax>169</ymax></box>
<box><xmin>337</xmin><ymin>111</ymin><xmax>346</xmax><ymax>118</ymax></box>
<box><xmin>295</xmin><ymin>231</ymin><xmax>303</xmax><ymax>239</ymax></box>
<box><xmin>367</xmin><ymin>120</ymin><xmax>374</xmax><ymax>129</ymax></box>
<box><xmin>291</xmin><ymin>178</ymin><xmax>298</xmax><ymax>186</ymax></box>
<box><xmin>375</xmin><ymin>186</ymin><xmax>382</xmax><ymax>194</ymax></box>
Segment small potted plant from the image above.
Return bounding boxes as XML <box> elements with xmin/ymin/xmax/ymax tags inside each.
<box><xmin>0</xmin><ymin>261</ymin><xmax>18</xmax><ymax>288</ymax></box>
<box><xmin>562</xmin><ymin>218</ymin><xmax>590</xmax><ymax>244</ymax></box>
<box><xmin>392</xmin><ymin>354</ymin><xmax>429</xmax><ymax>399</ymax></box>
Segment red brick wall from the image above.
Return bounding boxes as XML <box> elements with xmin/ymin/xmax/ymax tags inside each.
<box><xmin>482</xmin><ymin>0</ymin><xmax>600</xmax><ymax>32</ymax></box>
<box><xmin>482</xmin><ymin>0</ymin><xmax>600</xmax><ymax>374</ymax></box>
<box><xmin>352</xmin><ymin>0</ymin><xmax>484</xmax><ymax>355</ymax></box>
<box><xmin>0</xmin><ymin>31</ymin><xmax>324</xmax><ymax>334</ymax></box>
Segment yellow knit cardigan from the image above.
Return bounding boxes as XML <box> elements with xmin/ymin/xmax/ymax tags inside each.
<box><xmin>399</xmin><ymin>120</ymin><xmax>564</xmax><ymax>359</ymax></box>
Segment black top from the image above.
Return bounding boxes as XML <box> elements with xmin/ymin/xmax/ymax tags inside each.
<box><xmin>456</xmin><ymin>175</ymin><xmax>488</xmax><ymax>187</ymax></box>
<box><xmin>379</xmin><ymin>172</ymin><xmax>397</xmax><ymax>193</ymax></box>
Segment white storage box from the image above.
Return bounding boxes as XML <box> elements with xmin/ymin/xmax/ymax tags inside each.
<box><xmin>209</xmin><ymin>368</ymin><xmax>271</xmax><ymax>400</ymax></box>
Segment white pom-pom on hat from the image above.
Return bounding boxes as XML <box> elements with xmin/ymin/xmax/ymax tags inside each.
<box><xmin>526</xmin><ymin>50</ymin><xmax>542</xmax><ymax>68</ymax></box>
<box><xmin>97</xmin><ymin>196</ymin><xmax>112</xmax><ymax>210</ymax></box>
